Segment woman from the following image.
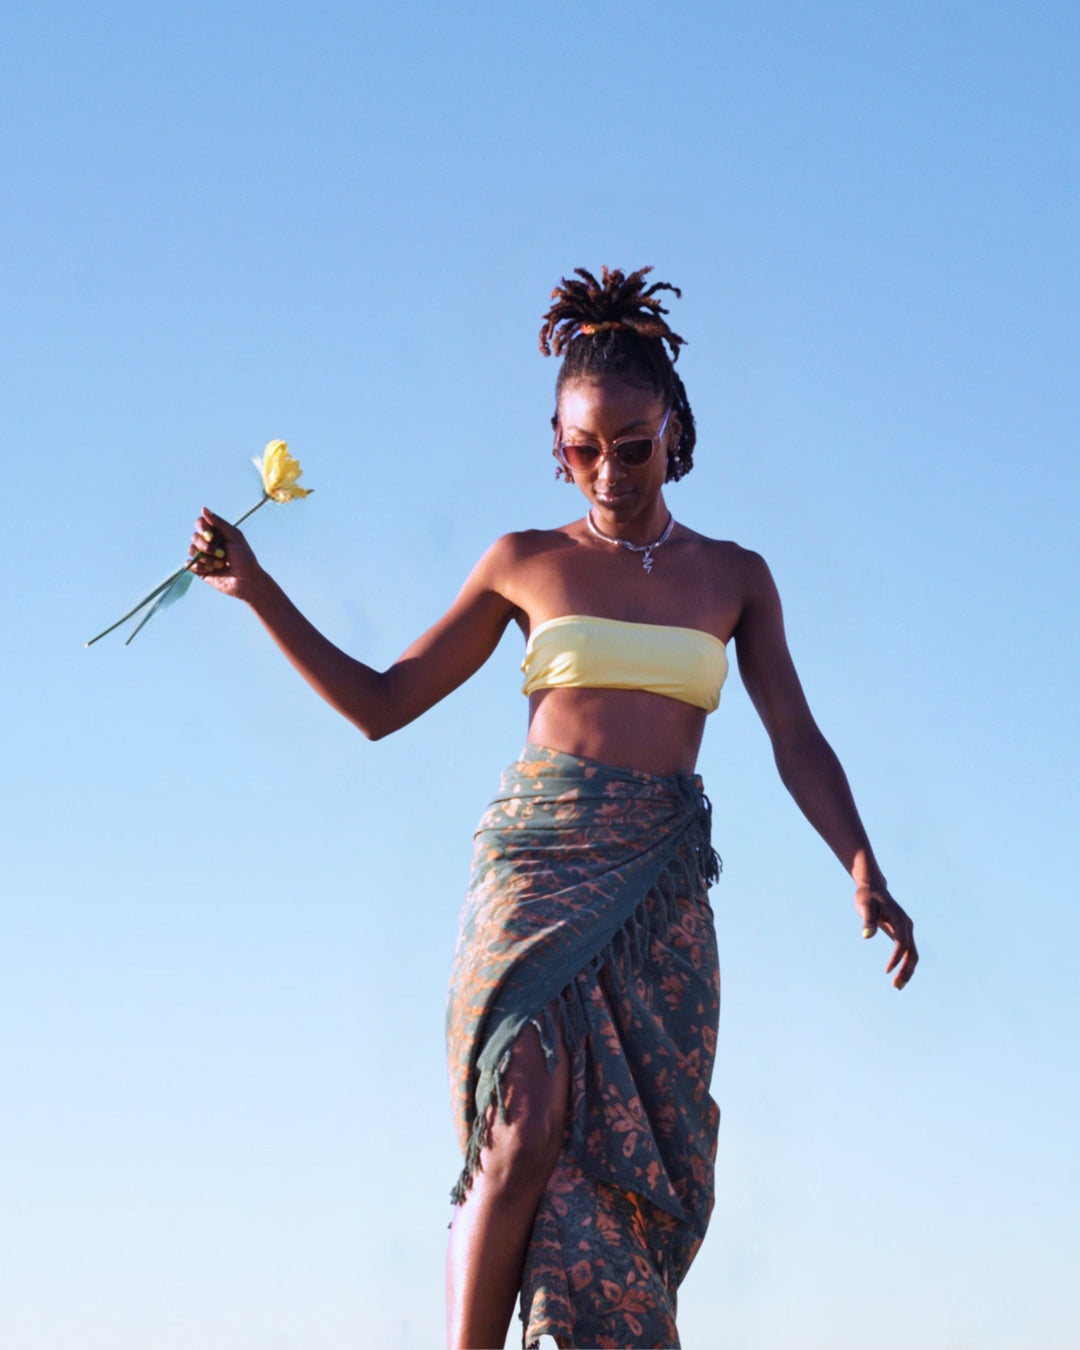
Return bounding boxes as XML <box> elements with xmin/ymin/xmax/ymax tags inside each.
<box><xmin>190</xmin><ymin>266</ymin><xmax>917</xmax><ymax>1350</ymax></box>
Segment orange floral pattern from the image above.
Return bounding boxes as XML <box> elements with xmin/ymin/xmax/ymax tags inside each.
<box><xmin>446</xmin><ymin>746</ymin><xmax>722</xmax><ymax>1348</ymax></box>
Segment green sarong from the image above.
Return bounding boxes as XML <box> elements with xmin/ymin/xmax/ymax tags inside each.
<box><xmin>447</xmin><ymin>745</ymin><xmax>721</xmax><ymax>1349</ymax></box>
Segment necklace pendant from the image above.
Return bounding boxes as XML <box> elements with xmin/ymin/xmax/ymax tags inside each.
<box><xmin>585</xmin><ymin>509</ymin><xmax>675</xmax><ymax>576</ymax></box>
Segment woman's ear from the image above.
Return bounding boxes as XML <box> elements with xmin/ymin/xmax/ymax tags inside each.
<box><xmin>666</xmin><ymin>412</ymin><xmax>683</xmax><ymax>466</ymax></box>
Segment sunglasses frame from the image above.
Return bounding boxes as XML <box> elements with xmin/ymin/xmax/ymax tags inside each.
<box><xmin>554</xmin><ymin>407</ymin><xmax>673</xmax><ymax>476</ymax></box>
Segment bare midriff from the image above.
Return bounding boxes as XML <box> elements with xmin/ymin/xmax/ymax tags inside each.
<box><xmin>526</xmin><ymin>686</ymin><xmax>707</xmax><ymax>777</ymax></box>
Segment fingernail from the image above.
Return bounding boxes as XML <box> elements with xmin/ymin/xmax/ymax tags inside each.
<box><xmin>203</xmin><ymin>530</ymin><xmax>214</xmax><ymax>542</ymax></box>
<box><xmin>863</xmin><ymin>926</ymin><xmax>874</xmax><ymax>938</ymax></box>
<box><xmin>214</xmin><ymin>548</ymin><xmax>225</xmax><ymax>559</ymax></box>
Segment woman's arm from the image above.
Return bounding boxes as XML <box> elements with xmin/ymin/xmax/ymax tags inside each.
<box><xmin>731</xmin><ymin>549</ymin><xmax>917</xmax><ymax>988</ymax></box>
<box><xmin>191</xmin><ymin>508</ymin><xmax>519</xmax><ymax>740</ymax></box>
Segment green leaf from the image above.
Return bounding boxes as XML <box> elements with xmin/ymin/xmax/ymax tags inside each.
<box><xmin>124</xmin><ymin>569</ymin><xmax>196</xmax><ymax>644</ymax></box>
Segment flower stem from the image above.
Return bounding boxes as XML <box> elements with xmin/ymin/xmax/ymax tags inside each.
<box><xmin>86</xmin><ymin>567</ymin><xmax>190</xmax><ymax>646</ymax></box>
<box><xmin>123</xmin><ymin>569</ymin><xmax>194</xmax><ymax>645</ymax></box>
<box><xmin>232</xmin><ymin>494</ymin><xmax>270</xmax><ymax>527</ymax></box>
<box><xmin>85</xmin><ymin>494</ymin><xmax>272</xmax><ymax>647</ymax></box>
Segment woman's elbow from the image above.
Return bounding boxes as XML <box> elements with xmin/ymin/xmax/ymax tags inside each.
<box><xmin>356</xmin><ymin>712</ymin><xmax>396</xmax><ymax>741</ymax></box>
<box><xmin>354</xmin><ymin>703</ymin><xmax>415</xmax><ymax>741</ymax></box>
<box><xmin>345</xmin><ymin>673</ymin><xmax>405</xmax><ymax>740</ymax></box>
<box><xmin>771</xmin><ymin>725</ymin><xmax>831</xmax><ymax>775</ymax></box>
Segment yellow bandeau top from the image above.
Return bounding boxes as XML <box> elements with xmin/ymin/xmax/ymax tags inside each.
<box><xmin>521</xmin><ymin>614</ymin><xmax>728</xmax><ymax>713</ymax></box>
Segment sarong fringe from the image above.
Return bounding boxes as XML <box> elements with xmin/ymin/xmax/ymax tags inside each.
<box><xmin>450</xmin><ymin>826</ymin><xmax>720</xmax><ymax>1207</ymax></box>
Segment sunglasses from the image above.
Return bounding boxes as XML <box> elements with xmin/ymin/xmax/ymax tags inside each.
<box><xmin>555</xmin><ymin>407</ymin><xmax>673</xmax><ymax>474</ymax></box>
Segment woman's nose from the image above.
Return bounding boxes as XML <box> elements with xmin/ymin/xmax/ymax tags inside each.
<box><xmin>596</xmin><ymin>449</ymin><xmax>627</xmax><ymax>482</ymax></box>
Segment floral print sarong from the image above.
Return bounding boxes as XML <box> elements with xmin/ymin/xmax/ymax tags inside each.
<box><xmin>447</xmin><ymin>745</ymin><xmax>722</xmax><ymax>1349</ymax></box>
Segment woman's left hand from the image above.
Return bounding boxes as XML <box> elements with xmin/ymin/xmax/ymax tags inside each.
<box><xmin>855</xmin><ymin>883</ymin><xmax>917</xmax><ymax>989</ymax></box>
<box><xmin>188</xmin><ymin>508</ymin><xmax>266</xmax><ymax>603</ymax></box>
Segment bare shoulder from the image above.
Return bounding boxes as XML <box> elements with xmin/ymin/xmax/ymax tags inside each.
<box><xmin>466</xmin><ymin>525</ymin><xmax>577</xmax><ymax>604</ymax></box>
<box><xmin>720</xmin><ymin>541</ymin><xmax>776</xmax><ymax>597</ymax></box>
<box><xmin>467</xmin><ymin>528</ymin><xmax>546</xmax><ymax>577</ymax></box>
<box><xmin>478</xmin><ymin>524</ymin><xmax>581</xmax><ymax>575</ymax></box>
<box><xmin>679</xmin><ymin>528</ymin><xmax>775</xmax><ymax>594</ymax></box>
<box><xmin>489</xmin><ymin>524</ymin><xmax>577</xmax><ymax>560</ymax></box>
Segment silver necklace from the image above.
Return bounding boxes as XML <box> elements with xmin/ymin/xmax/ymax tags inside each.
<box><xmin>586</xmin><ymin>510</ymin><xmax>675</xmax><ymax>573</ymax></box>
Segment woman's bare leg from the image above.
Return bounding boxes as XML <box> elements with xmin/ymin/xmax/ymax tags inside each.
<box><xmin>446</xmin><ymin>1015</ymin><xmax>569</xmax><ymax>1350</ymax></box>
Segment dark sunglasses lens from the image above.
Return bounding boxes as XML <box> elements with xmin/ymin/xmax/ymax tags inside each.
<box><xmin>562</xmin><ymin>444</ymin><xmax>601</xmax><ymax>471</ymax></box>
<box><xmin>616</xmin><ymin>438</ymin><xmax>654</xmax><ymax>466</ymax></box>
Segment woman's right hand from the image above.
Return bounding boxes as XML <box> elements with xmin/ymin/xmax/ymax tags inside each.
<box><xmin>188</xmin><ymin>507</ymin><xmax>266</xmax><ymax>603</ymax></box>
<box><xmin>855</xmin><ymin>881</ymin><xmax>918</xmax><ymax>989</ymax></box>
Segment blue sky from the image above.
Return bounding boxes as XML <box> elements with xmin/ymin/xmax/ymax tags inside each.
<box><xmin>2</xmin><ymin>2</ymin><xmax>1078</xmax><ymax>1347</ymax></box>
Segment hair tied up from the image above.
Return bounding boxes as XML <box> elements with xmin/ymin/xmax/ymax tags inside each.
<box><xmin>539</xmin><ymin>265</ymin><xmax>698</xmax><ymax>483</ymax></box>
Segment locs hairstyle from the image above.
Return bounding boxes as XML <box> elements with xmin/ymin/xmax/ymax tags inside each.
<box><xmin>539</xmin><ymin>265</ymin><xmax>697</xmax><ymax>483</ymax></box>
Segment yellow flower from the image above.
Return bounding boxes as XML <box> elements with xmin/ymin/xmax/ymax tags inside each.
<box><xmin>253</xmin><ymin>439</ymin><xmax>312</xmax><ymax>502</ymax></box>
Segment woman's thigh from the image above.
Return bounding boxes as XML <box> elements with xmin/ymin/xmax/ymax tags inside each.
<box><xmin>480</xmin><ymin>1004</ymin><xmax>570</xmax><ymax>1186</ymax></box>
